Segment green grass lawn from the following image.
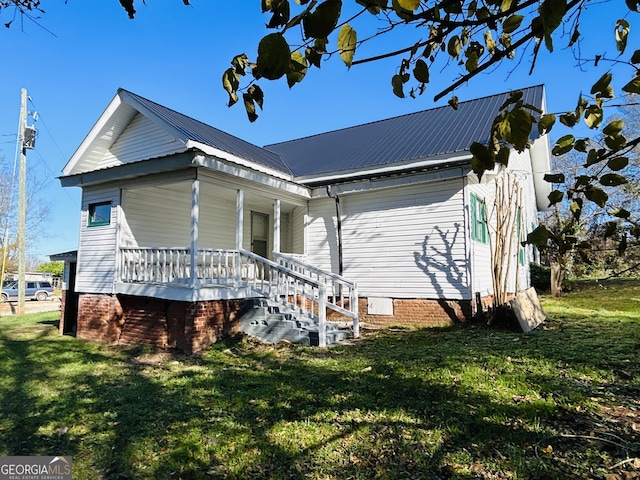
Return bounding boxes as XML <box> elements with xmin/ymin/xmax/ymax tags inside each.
<box><xmin>0</xmin><ymin>281</ymin><xmax>639</xmax><ymax>479</ymax></box>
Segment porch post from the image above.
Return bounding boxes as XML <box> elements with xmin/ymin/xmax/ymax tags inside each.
<box><xmin>190</xmin><ymin>175</ymin><xmax>200</xmax><ymax>288</ymax></box>
<box><xmin>273</xmin><ymin>199</ymin><xmax>281</xmax><ymax>254</ymax></box>
<box><xmin>235</xmin><ymin>189</ymin><xmax>244</xmax><ymax>283</ymax></box>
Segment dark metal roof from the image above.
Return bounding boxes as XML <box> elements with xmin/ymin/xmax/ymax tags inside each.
<box><xmin>265</xmin><ymin>85</ymin><xmax>545</xmax><ymax>178</ymax></box>
<box><xmin>118</xmin><ymin>89</ymin><xmax>292</xmax><ymax>175</ymax></box>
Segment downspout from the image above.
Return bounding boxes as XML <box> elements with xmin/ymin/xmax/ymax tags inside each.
<box><xmin>326</xmin><ymin>185</ymin><xmax>343</xmax><ymax>276</ymax></box>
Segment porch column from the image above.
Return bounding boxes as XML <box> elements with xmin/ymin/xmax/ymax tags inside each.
<box><xmin>190</xmin><ymin>176</ymin><xmax>200</xmax><ymax>288</ymax></box>
<box><xmin>235</xmin><ymin>189</ymin><xmax>244</xmax><ymax>283</ymax></box>
<box><xmin>273</xmin><ymin>199</ymin><xmax>281</xmax><ymax>254</ymax></box>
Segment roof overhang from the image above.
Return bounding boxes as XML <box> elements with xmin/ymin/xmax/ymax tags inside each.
<box><xmin>59</xmin><ymin>153</ymin><xmax>196</xmax><ymax>188</ymax></box>
<box><xmin>296</xmin><ymin>152</ymin><xmax>474</xmax><ymax>186</ymax></box>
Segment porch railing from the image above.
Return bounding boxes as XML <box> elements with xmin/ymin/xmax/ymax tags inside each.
<box><xmin>119</xmin><ymin>247</ymin><xmax>359</xmax><ymax>346</ymax></box>
<box><xmin>274</xmin><ymin>252</ymin><xmax>359</xmax><ymax>337</ymax></box>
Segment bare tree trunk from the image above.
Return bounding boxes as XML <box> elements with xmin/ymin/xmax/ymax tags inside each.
<box><xmin>550</xmin><ymin>261</ymin><xmax>565</xmax><ymax>297</ymax></box>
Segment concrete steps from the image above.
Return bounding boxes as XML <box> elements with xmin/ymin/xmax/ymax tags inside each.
<box><xmin>238</xmin><ymin>298</ymin><xmax>353</xmax><ymax>346</ymax></box>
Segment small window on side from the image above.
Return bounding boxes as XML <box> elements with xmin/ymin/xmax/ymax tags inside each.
<box><xmin>88</xmin><ymin>202</ymin><xmax>111</xmax><ymax>227</ymax></box>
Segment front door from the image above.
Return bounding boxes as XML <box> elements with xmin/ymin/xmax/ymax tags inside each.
<box><xmin>251</xmin><ymin>211</ymin><xmax>269</xmax><ymax>258</ymax></box>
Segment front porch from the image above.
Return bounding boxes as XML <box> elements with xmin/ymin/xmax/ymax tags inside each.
<box><xmin>116</xmin><ymin>247</ymin><xmax>359</xmax><ymax>347</ymax></box>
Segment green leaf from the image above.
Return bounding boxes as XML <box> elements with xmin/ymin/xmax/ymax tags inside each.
<box><xmin>538</xmin><ymin>113</ymin><xmax>555</xmax><ymax>135</ymax></box>
<box><xmin>559</xmin><ymin>112</ymin><xmax>579</xmax><ymax>127</ymax></box>
<box><xmin>610</xmin><ymin>208</ymin><xmax>631</xmax><ymax>219</ymax></box>
<box><xmin>467</xmin><ymin>0</ymin><xmax>477</xmax><ymax>16</ymax></box>
<box><xmin>413</xmin><ymin>59</ymin><xmax>429</xmax><ymax>83</ymax></box>
<box><xmin>500</xmin><ymin>0</ymin><xmax>513</xmax><ymax>12</ymax></box>
<box><xmin>631</xmin><ymin>49</ymin><xmax>640</xmax><ymax>63</ymax></box>
<box><xmin>254</xmin><ymin>33</ymin><xmax>292</xmax><ymax>80</ymax></box>
<box><xmin>444</xmin><ymin>0</ymin><xmax>463</xmax><ymax>14</ymax></box>
<box><xmin>243</xmin><ymin>93</ymin><xmax>258</xmax><ymax>122</ymax></box>
<box><xmin>526</xmin><ymin>225</ymin><xmax>552</xmax><ymax>247</ymax></box>
<box><xmin>248</xmin><ymin>84</ymin><xmax>264</xmax><ymax>110</ymax></box>
<box><xmin>551</xmin><ymin>134</ymin><xmax>574</xmax><ymax>156</ymax></box>
<box><xmin>264</xmin><ymin>0</ymin><xmax>291</xmax><ymax>28</ymax></box>
<box><xmin>391</xmin><ymin>74</ymin><xmax>407</xmax><ymax>98</ymax></box>
<box><xmin>496</xmin><ymin>146</ymin><xmax>510</xmax><ymax>166</ymax></box>
<box><xmin>615</xmin><ymin>19</ymin><xmax>630</xmax><ymax>53</ymax></box>
<box><xmin>570</xmin><ymin>199</ymin><xmax>582</xmax><ymax>219</ymax></box>
<box><xmin>447</xmin><ymin>35</ymin><xmax>462</xmax><ymax>59</ymax></box>
<box><xmin>574</xmin><ymin>139</ymin><xmax>588</xmax><ymax>152</ymax></box>
<box><xmin>590</xmin><ymin>72</ymin><xmax>612</xmax><ymax>95</ymax></box>
<box><xmin>470</xmin><ymin>142</ymin><xmax>495</xmax><ymax>178</ymax></box>
<box><xmin>584</xmin><ymin>105</ymin><xmax>603</xmax><ymax>129</ymax></box>
<box><xmin>231</xmin><ymin>54</ymin><xmax>250</xmax><ymax>75</ymax></box>
<box><xmin>338</xmin><ymin>24</ymin><xmax>357</xmax><ymax>67</ymax></box>
<box><xmin>303</xmin><ymin>0</ymin><xmax>342</xmax><ymax>39</ymax></box>
<box><xmin>599</xmin><ymin>173</ymin><xmax>628</xmax><ymax>186</ymax></box>
<box><xmin>484</xmin><ymin>30</ymin><xmax>497</xmax><ymax>54</ymax></box>
<box><xmin>603</xmin><ymin>120</ymin><xmax>624</xmax><ymax>136</ymax></box>
<box><xmin>604</xmin><ymin>133</ymin><xmax>627</xmax><ymax>150</ymax></box>
<box><xmin>575</xmin><ymin>175</ymin><xmax>591</xmax><ymax>187</ymax></box>
<box><xmin>544</xmin><ymin>173</ymin><xmax>565</xmax><ymax>183</ymax></box>
<box><xmin>502</xmin><ymin>14</ymin><xmax>524</xmax><ymax>34</ymax></box>
<box><xmin>627</xmin><ymin>0</ymin><xmax>640</xmax><ymax>12</ymax></box>
<box><xmin>465</xmin><ymin>50</ymin><xmax>479</xmax><ymax>72</ymax></box>
<box><xmin>392</xmin><ymin>0</ymin><xmax>414</xmax><ymax>19</ymax></box>
<box><xmin>497</xmin><ymin>107</ymin><xmax>533</xmax><ymax>151</ymax></box>
<box><xmin>547</xmin><ymin>190</ymin><xmax>564</xmax><ymax>206</ymax></box>
<box><xmin>585</xmin><ymin>149</ymin><xmax>601</xmax><ymax>166</ymax></box>
<box><xmin>355</xmin><ymin>0</ymin><xmax>388</xmax><ymax>14</ymax></box>
<box><xmin>607</xmin><ymin>156</ymin><xmax>628</xmax><ymax>171</ymax></box>
<box><xmin>539</xmin><ymin>0</ymin><xmax>565</xmax><ymax>51</ymax></box>
<box><xmin>222</xmin><ymin>68</ymin><xmax>240</xmax><ymax>107</ymax></box>
<box><xmin>306</xmin><ymin>38</ymin><xmax>328</xmax><ymax>68</ymax></box>
<box><xmin>622</xmin><ymin>76</ymin><xmax>640</xmax><ymax>94</ymax></box>
<box><xmin>397</xmin><ymin>0</ymin><xmax>420</xmax><ymax>10</ymax></box>
<box><xmin>449</xmin><ymin>96</ymin><xmax>459</xmax><ymax>110</ymax></box>
<box><xmin>287</xmin><ymin>51</ymin><xmax>308</xmax><ymax>87</ymax></box>
<box><xmin>585</xmin><ymin>185</ymin><xmax>608</xmax><ymax>207</ymax></box>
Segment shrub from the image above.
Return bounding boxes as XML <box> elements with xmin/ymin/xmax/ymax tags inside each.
<box><xmin>530</xmin><ymin>263</ymin><xmax>551</xmax><ymax>292</ymax></box>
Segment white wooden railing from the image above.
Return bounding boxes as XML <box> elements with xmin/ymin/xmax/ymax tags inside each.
<box><xmin>119</xmin><ymin>247</ymin><xmax>359</xmax><ymax>346</ymax></box>
<box><xmin>274</xmin><ymin>252</ymin><xmax>359</xmax><ymax>337</ymax></box>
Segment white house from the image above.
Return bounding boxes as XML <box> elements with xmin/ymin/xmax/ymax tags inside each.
<box><xmin>54</xmin><ymin>86</ymin><xmax>551</xmax><ymax>351</ymax></box>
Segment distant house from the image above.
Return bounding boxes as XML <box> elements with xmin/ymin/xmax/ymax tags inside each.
<box><xmin>54</xmin><ymin>86</ymin><xmax>551</xmax><ymax>352</ymax></box>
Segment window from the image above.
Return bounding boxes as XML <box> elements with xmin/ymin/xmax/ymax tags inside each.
<box><xmin>88</xmin><ymin>202</ymin><xmax>111</xmax><ymax>227</ymax></box>
<box><xmin>470</xmin><ymin>194</ymin><xmax>488</xmax><ymax>243</ymax></box>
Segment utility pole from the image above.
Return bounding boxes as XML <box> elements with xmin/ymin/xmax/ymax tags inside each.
<box><xmin>17</xmin><ymin>88</ymin><xmax>27</xmax><ymax>316</ymax></box>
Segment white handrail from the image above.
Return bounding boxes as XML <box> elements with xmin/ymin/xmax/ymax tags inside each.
<box><xmin>274</xmin><ymin>252</ymin><xmax>359</xmax><ymax>337</ymax></box>
<box><xmin>119</xmin><ymin>247</ymin><xmax>360</xmax><ymax>343</ymax></box>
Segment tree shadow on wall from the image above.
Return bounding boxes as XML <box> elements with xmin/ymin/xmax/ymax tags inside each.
<box><xmin>413</xmin><ymin>223</ymin><xmax>470</xmax><ymax>322</ymax></box>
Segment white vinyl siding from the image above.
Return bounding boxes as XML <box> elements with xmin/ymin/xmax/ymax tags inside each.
<box><xmin>506</xmin><ymin>150</ymin><xmax>539</xmax><ymax>291</ymax></box>
<box><xmin>308</xmin><ymin>178</ymin><xmax>470</xmax><ymax>300</ymax></box>
<box><xmin>76</xmin><ymin>188</ymin><xmax>119</xmax><ymax>294</ymax></box>
<box><xmin>120</xmin><ymin>183</ymin><xmax>236</xmax><ymax>249</ymax></box>
<box><xmin>291</xmin><ymin>206</ymin><xmax>305</xmax><ymax>255</ymax></box>
<box><xmin>467</xmin><ymin>183</ymin><xmax>493</xmax><ymax>297</ymax></box>
<box><xmin>307</xmin><ymin>198</ymin><xmax>340</xmax><ymax>274</ymax></box>
<box><xmin>98</xmin><ymin>113</ymin><xmax>186</xmax><ymax>170</ymax></box>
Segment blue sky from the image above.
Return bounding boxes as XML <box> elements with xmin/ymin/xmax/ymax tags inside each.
<box><xmin>0</xmin><ymin>0</ymin><xmax>633</xmax><ymax>262</ymax></box>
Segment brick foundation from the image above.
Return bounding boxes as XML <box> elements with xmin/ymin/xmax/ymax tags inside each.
<box><xmin>74</xmin><ymin>294</ymin><xmax>243</xmax><ymax>353</ymax></box>
<box><xmin>356</xmin><ymin>297</ymin><xmax>474</xmax><ymax>328</ymax></box>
